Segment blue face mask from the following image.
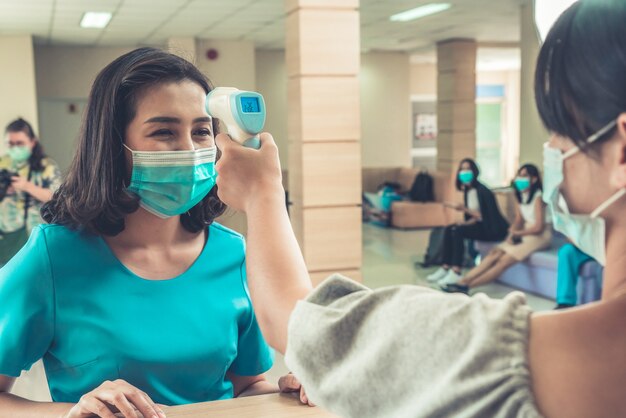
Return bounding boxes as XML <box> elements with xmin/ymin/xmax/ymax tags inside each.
<box><xmin>124</xmin><ymin>144</ymin><xmax>217</xmax><ymax>219</ymax></box>
<box><xmin>458</xmin><ymin>170</ymin><xmax>474</xmax><ymax>184</ymax></box>
<box><xmin>543</xmin><ymin>119</ymin><xmax>622</xmax><ymax>265</ymax></box>
<box><xmin>514</xmin><ymin>176</ymin><xmax>531</xmax><ymax>191</ymax></box>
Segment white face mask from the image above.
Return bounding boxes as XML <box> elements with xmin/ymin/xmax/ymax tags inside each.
<box><xmin>542</xmin><ymin>119</ymin><xmax>622</xmax><ymax>265</ymax></box>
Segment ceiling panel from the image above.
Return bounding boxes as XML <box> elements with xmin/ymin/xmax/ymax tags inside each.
<box><xmin>0</xmin><ymin>0</ymin><xmax>523</xmax><ymax>53</ymax></box>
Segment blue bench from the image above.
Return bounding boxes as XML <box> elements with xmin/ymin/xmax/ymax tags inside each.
<box><xmin>473</xmin><ymin>239</ymin><xmax>603</xmax><ymax>304</ymax></box>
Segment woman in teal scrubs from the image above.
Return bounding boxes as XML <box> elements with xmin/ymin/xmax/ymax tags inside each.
<box><xmin>0</xmin><ymin>48</ymin><xmax>303</xmax><ymax>418</ymax></box>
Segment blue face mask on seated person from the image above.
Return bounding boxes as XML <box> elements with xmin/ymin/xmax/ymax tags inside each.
<box><xmin>514</xmin><ymin>177</ymin><xmax>531</xmax><ymax>192</ymax></box>
<box><xmin>124</xmin><ymin>144</ymin><xmax>217</xmax><ymax>218</ymax></box>
<box><xmin>458</xmin><ymin>170</ymin><xmax>474</xmax><ymax>184</ymax></box>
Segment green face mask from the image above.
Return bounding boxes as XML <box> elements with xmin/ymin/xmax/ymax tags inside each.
<box><xmin>514</xmin><ymin>176</ymin><xmax>531</xmax><ymax>191</ymax></box>
<box><xmin>124</xmin><ymin>145</ymin><xmax>218</xmax><ymax>219</ymax></box>
<box><xmin>458</xmin><ymin>170</ymin><xmax>474</xmax><ymax>184</ymax></box>
<box><xmin>8</xmin><ymin>145</ymin><xmax>32</xmax><ymax>163</ymax></box>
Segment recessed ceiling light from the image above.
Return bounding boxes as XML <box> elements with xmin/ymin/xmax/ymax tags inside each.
<box><xmin>80</xmin><ymin>12</ymin><xmax>112</xmax><ymax>29</ymax></box>
<box><xmin>390</xmin><ymin>3</ymin><xmax>452</xmax><ymax>22</ymax></box>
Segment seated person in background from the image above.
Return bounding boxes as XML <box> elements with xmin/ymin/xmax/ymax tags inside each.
<box><xmin>443</xmin><ymin>164</ymin><xmax>552</xmax><ymax>294</ymax></box>
<box><xmin>427</xmin><ymin>158</ymin><xmax>509</xmax><ymax>285</ymax></box>
<box><xmin>555</xmin><ymin>243</ymin><xmax>596</xmax><ymax>309</ymax></box>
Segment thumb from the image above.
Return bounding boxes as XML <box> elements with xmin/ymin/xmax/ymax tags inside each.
<box><xmin>215</xmin><ymin>133</ymin><xmax>234</xmax><ymax>152</ymax></box>
<box><xmin>278</xmin><ymin>373</ymin><xmax>301</xmax><ymax>392</ymax></box>
<box><xmin>258</xmin><ymin>132</ymin><xmax>276</xmax><ymax>150</ymax></box>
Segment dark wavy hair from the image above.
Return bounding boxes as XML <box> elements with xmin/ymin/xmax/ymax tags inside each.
<box><xmin>42</xmin><ymin>47</ymin><xmax>226</xmax><ymax>236</ymax></box>
<box><xmin>5</xmin><ymin>117</ymin><xmax>47</xmax><ymax>172</ymax></box>
<box><xmin>535</xmin><ymin>0</ymin><xmax>626</xmax><ymax>151</ymax></box>
<box><xmin>455</xmin><ymin>158</ymin><xmax>480</xmax><ymax>191</ymax></box>
<box><xmin>513</xmin><ymin>163</ymin><xmax>542</xmax><ymax>204</ymax></box>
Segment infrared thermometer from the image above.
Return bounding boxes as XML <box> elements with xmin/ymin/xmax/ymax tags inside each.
<box><xmin>205</xmin><ymin>87</ymin><xmax>266</xmax><ymax>149</ymax></box>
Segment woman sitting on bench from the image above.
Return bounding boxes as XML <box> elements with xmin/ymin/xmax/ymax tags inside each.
<box><xmin>443</xmin><ymin>164</ymin><xmax>552</xmax><ymax>294</ymax></box>
<box><xmin>426</xmin><ymin>158</ymin><xmax>509</xmax><ymax>285</ymax></box>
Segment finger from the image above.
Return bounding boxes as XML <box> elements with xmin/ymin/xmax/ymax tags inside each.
<box><xmin>215</xmin><ymin>133</ymin><xmax>235</xmax><ymax>151</ymax></box>
<box><xmin>83</xmin><ymin>397</ymin><xmax>118</xmax><ymax>418</ymax></box>
<box><xmin>104</xmin><ymin>392</ymin><xmax>138</xmax><ymax>418</ymax></box>
<box><xmin>258</xmin><ymin>132</ymin><xmax>277</xmax><ymax>150</ymax></box>
<box><xmin>278</xmin><ymin>374</ymin><xmax>301</xmax><ymax>392</ymax></box>
<box><xmin>301</xmin><ymin>387</ymin><xmax>316</xmax><ymax>407</ymax></box>
<box><xmin>126</xmin><ymin>389</ymin><xmax>165</xmax><ymax>418</ymax></box>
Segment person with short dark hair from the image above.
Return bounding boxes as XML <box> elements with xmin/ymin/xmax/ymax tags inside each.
<box><xmin>426</xmin><ymin>158</ymin><xmax>509</xmax><ymax>286</ymax></box>
<box><xmin>0</xmin><ymin>118</ymin><xmax>61</xmax><ymax>264</ymax></box>
<box><xmin>443</xmin><ymin>164</ymin><xmax>552</xmax><ymax>294</ymax></box>
<box><xmin>211</xmin><ymin>1</ymin><xmax>626</xmax><ymax>417</ymax></box>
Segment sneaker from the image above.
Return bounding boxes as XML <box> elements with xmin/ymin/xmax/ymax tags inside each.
<box><xmin>441</xmin><ymin>283</ymin><xmax>469</xmax><ymax>295</ymax></box>
<box><xmin>426</xmin><ymin>267</ymin><xmax>448</xmax><ymax>282</ymax></box>
<box><xmin>439</xmin><ymin>269</ymin><xmax>463</xmax><ymax>285</ymax></box>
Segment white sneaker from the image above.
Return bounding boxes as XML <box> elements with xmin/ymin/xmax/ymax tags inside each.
<box><xmin>427</xmin><ymin>267</ymin><xmax>448</xmax><ymax>282</ymax></box>
<box><xmin>439</xmin><ymin>269</ymin><xmax>463</xmax><ymax>285</ymax></box>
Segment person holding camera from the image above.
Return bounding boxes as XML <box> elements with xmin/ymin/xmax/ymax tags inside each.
<box><xmin>442</xmin><ymin>163</ymin><xmax>552</xmax><ymax>294</ymax></box>
<box><xmin>0</xmin><ymin>118</ymin><xmax>61</xmax><ymax>264</ymax></box>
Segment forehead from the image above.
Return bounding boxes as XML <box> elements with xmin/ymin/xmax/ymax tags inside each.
<box><xmin>134</xmin><ymin>81</ymin><xmax>209</xmax><ymax>117</ymax></box>
<box><xmin>6</xmin><ymin>131</ymin><xmax>30</xmax><ymax>142</ymax></box>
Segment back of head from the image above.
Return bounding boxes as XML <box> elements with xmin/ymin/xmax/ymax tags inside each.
<box><xmin>535</xmin><ymin>0</ymin><xmax>626</xmax><ymax>148</ymax></box>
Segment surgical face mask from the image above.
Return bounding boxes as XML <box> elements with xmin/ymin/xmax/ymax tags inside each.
<box><xmin>458</xmin><ymin>170</ymin><xmax>474</xmax><ymax>184</ymax></box>
<box><xmin>514</xmin><ymin>176</ymin><xmax>531</xmax><ymax>192</ymax></box>
<box><xmin>8</xmin><ymin>145</ymin><xmax>32</xmax><ymax>163</ymax></box>
<box><xmin>542</xmin><ymin>119</ymin><xmax>622</xmax><ymax>265</ymax></box>
<box><xmin>124</xmin><ymin>144</ymin><xmax>217</xmax><ymax>219</ymax></box>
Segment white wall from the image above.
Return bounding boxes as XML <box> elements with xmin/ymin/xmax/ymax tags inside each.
<box><xmin>35</xmin><ymin>46</ymin><xmax>134</xmax><ymax>99</ymax></box>
<box><xmin>34</xmin><ymin>46</ymin><xmax>135</xmax><ymax>171</ymax></box>
<box><xmin>520</xmin><ymin>1</ymin><xmax>548</xmax><ymax>167</ymax></box>
<box><xmin>360</xmin><ymin>51</ymin><xmax>411</xmax><ymax>168</ymax></box>
<box><xmin>255</xmin><ymin>50</ymin><xmax>288</xmax><ymax>167</ymax></box>
<box><xmin>0</xmin><ymin>36</ymin><xmax>39</xmax><ymax>154</ymax></box>
<box><xmin>195</xmin><ymin>39</ymin><xmax>256</xmax><ymax>92</ymax></box>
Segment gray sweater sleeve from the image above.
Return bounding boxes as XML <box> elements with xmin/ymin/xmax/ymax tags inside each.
<box><xmin>284</xmin><ymin>275</ymin><xmax>543</xmax><ymax>418</ymax></box>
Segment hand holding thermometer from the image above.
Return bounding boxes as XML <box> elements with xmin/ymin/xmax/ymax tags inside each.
<box><xmin>205</xmin><ymin>87</ymin><xmax>266</xmax><ymax>149</ymax></box>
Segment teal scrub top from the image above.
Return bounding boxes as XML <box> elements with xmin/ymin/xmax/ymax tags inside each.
<box><xmin>0</xmin><ymin>223</ymin><xmax>274</xmax><ymax>405</ymax></box>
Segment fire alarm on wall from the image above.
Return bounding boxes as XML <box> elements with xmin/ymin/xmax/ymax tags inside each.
<box><xmin>206</xmin><ymin>48</ymin><xmax>219</xmax><ymax>60</ymax></box>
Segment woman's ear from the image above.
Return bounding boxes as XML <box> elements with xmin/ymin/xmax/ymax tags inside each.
<box><xmin>609</xmin><ymin>113</ymin><xmax>626</xmax><ymax>189</ymax></box>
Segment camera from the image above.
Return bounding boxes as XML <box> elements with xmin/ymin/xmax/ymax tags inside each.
<box><xmin>0</xmin><ymin>169</ymin><xmax>17</xmax><ymax>202</ymax></box>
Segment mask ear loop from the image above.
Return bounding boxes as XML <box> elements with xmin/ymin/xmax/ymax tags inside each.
<box><xmin>561</xmin><ymin>120</ymin><xmax>619</xmax><ymax>159</ymax></box>
<box><xmin>591</xmin><ymin>189</ymin><xmax>626</xmax><ymax>218</ymax></box>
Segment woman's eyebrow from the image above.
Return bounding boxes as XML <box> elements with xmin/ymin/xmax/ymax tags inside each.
<box><xmin>143</xmin><ymin>116</ymin><xmax>212</xmax><ymax>124</ymax></box>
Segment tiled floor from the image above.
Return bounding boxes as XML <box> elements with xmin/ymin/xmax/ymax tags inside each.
<box><xmin>361</xmin><ymin>223</ymin><xmax>555</xmax><ymax>311</ymax></box>
<box><xmin>12</xmin><ymin>223</ymin><xmax>554</xmax><ymax>402</ymax></box>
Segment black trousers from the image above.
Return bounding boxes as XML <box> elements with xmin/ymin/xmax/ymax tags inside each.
<box><xmin>441</xmin><ymin>223</ymin><xmax>498</xmax><ymax>267</ymax></box>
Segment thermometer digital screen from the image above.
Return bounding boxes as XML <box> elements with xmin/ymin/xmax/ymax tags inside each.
<box><xmin>240</xmin><ymin>97</ymin><xmax>260</xmax><ymax>113</ymax></box>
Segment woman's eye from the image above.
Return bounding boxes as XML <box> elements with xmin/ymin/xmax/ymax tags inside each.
<box><xmin>193</xmin><ymin>129</ymin><xmax>212</xmax><ymax>137</ymax></box>
<box><xmin>150</xmin><ymin>129</ymin><xmax>173</xmax><ymax>137</ymax></box>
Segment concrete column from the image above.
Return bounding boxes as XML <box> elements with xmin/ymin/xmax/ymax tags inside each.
<box><xmin>285</xmin><ymin>0</ymin><xmax>362</xmax><ymax>285</ymax></box>
<box><xmin>436</xmin><ymin>38</ymin><xmax>477</xmax><ymax>177</ymax></box>
<box><xmin>519</xmin><ymin>0</ymin><xmax>548</xmax><ymax>166</ymax></box>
